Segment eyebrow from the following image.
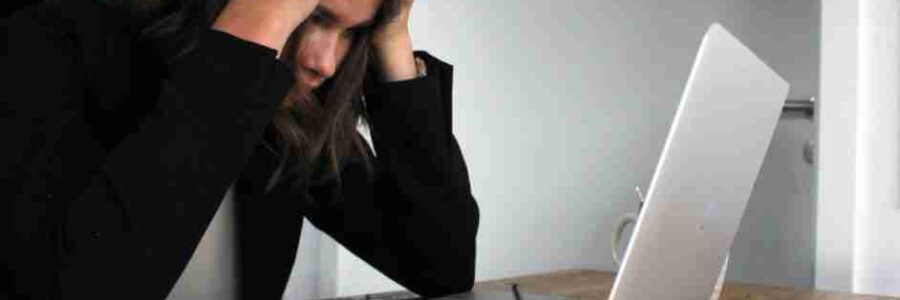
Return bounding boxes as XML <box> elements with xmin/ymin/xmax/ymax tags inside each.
<box><xmin>314</xmin><ymin>4</ymin><xmax>376</xmax><ymax>30</ymax></box>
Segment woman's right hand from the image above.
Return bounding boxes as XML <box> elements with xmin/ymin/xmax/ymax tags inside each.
<box><xmin>212</xmin><ymin>0</ymin><xmax>319</xmax><ymax>55</ymax></box>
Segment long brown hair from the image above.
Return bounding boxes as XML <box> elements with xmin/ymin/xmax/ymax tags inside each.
<box><xmin>272</xmin><ymin>2</ymin><xmax>401</xmax><ymax>190</ymax></box>
<box><xmin>135</xmin><ymin>0</ymin><xmax>401</xmax><ymax>190</ymax></box>
<box><xmin>269</xmin><ymin>21</ymin><xmax>372</xmax><ymax>190</ymax></box>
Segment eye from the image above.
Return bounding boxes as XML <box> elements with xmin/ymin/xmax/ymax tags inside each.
<box><xmin>342</xmin><ymin>27</ymin><xmax>369</xmax><ymax>40</ymax></box>
<box><xmin>341</xmin><ymin>29</ymin><xmax>357</xmax><ymax>40</ymax></box>
<box><xmin>308</xmin><ymin>10</ymin><xmax>328</xmax><ymax>25</ymax></box>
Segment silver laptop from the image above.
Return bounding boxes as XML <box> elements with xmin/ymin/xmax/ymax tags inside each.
<box><xmin>608</xmin><ymin>23</ymin><xmax>789</xmax><ymax>299</ymax></box>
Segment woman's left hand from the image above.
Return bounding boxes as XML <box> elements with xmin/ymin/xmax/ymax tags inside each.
<box><xmin>371</xmin><ymin>0</ymin><xmax>418</xmax><ymax>82</ymax></box>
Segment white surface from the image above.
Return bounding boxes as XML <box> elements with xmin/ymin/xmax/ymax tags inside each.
<box><xmin>608</xmin><ymin>24</ymin><xmax>789</xmax><ymax>300</ymax></box>
<box><xmin>817</xmin><ymin>1</ymin><xmax>859</xmax><ymax>291</ymax></box>
<box><xmin>283</xmin><ymin>218</ymin><xmax>336</xmax><ymax>299</ymax></box>
<box><xmin>818</xmin><ymin>0</ymin><xmax>900</xmax><ymax>296</ymax></box>
<box><xmin>854</xmin><ymin>0</ymin><xmax>900</xmax><ymax>295</ymax></box>
<box><xmin>292</xmin><ymin>0</ymin><xmax>821</xmax><ymax>297</ymax></box>
<box><xmin>166</xmin><ymin>190</ymin><xmax>237</xmax><ymax>300</ymax></box>
<box><xmin>727</xmin><ymin>115</ymin><xmax>818</xmax><ymax>288</ymax></box>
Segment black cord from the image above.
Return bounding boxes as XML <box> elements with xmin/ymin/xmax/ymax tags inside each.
<box><xmin>511</xmin><ymin>283</ymin><xmax>523</xmax><ymax>300</ymax></box>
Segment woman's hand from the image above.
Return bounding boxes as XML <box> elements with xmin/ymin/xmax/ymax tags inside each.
<box><xmin>371</xmin><ymin>0</ymin><xmax>418</xmax><ymax>82</ymax></box>
<box><xmin>212</xmin><ymin>0</ymin><xmax>320</xmax><ymax>56</ymax></box>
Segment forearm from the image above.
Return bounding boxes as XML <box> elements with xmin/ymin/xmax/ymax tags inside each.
<box><xmin>365</xmin><ymin>52</ymin><xmax>463</xmax><ymax>187</ymax></box>
<box><xmin>103</xmin><ymin>29</ymin><xmax>292</xmax><ymax>230</ymax></box>
<box><xmin>372</xmin><ymin>32</ymin><xmax>418</xmax><ymax>82</ymax></box>
<box><xmin>307</xmin><ymin>52</ymin><xmax>478</xmax><ymax>296</ymax></box>
<box><xmin>3</xmin><ymin>14</ymin><xmax>292</xmax><ymax>297</ymax></box>
<box><xmin>304</xmin><ymin>158</ymin><xmax>479</xmax><ymax>297</ymax></box>
<box><xmin>211</xmin><ymin>0</ymin><xmax>318</xmax><ymax>56</ymax></box>
<box><xmin>370</xmin><ymin>0</ymin><xmax>418</xmax><ymax>83</ymax></box>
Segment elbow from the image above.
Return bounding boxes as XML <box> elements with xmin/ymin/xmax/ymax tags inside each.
<box><xmin>413</xmin><ymin>252</ymin><xmax>476</xmax><ymax>298</ymax></box>
<box><xmin>443</xmin><ymin>249</ymin><xmax>477</xmax><ymax>294</ymax></box>
<box><xmin>445</xmin><ymin>196</ymin><xmax>479</xmax><ymax>293</ymax></box>
<box><xmin>437</xmin><ymin>276</ymin><xmax>476</xmax><ymax>297</ymax></box>
<box><xmin>424</xmin><ymin>230</ymin><xmax>479</xmax><ymax>297</ymax></box>
<box><xmin>411</xmin><ymin>228</ymin><xmax>478</xmax><ymax>297</ymax></box>
<box><xmin>408</xmin><ymin>196</ymin><xmax>480</xmax><ymax>297</ymax></box>
<box><xmin>450</xmin><ymin>263</ymin><xmax>477</xmax><ymax>293</ymax></box>
<box><xmin>438</xmin><ymin>196</ymin><xmax>479</xmax><ymax>294</ymax></box>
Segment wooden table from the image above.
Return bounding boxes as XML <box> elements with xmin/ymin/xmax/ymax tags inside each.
<box><xmin>474</xmin><ymin>269</ymin><xmax>899</xmax><ymax>299</ymax></box>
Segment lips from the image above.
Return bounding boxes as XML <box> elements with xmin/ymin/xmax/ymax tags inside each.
<box><xmin>298</xmin><ymin>68</ymin><xmax>324</xmax><ymax>88</ymax></box>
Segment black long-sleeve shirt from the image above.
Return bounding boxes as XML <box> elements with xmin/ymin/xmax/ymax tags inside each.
<box><xmin>1</xmin><ymin>1</ymin><xmax>479</xmax><ymax>299</ymax></box>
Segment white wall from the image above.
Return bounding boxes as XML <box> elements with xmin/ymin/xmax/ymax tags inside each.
<box><xmin>292</xmin><ymin>1</ymin><xmax>822</xmax><ymax>298</ymax></box>
<box><xmin>816</xmin><ymin>0</ymin><xmax>858</xmax><ymax>291</ymax></box>
<box><xmin>283</xmin><ymin>219</ymin><xmax>338</xmax><ymax>299</ymax></box>
<box><xmin>818</xmin><ymin>0</ymin><xmax>900</xmax><ymax>296</ymax></box>
<box><xmin>724</xmin><ymin>0</ymin><xmax>820</xmax><ymax>288</ymax></box>
<box><xmin>856</xmin><ymin>0</ymin><xmax>900</xmax><ymax>293</ymax></box>
<box><xmin>728</xmin><ymin>114</ymin><xmax>818</xmax><ymax>288</ymax></box>
<box><xmin>167</xmin><ymin>191</ymin><xmax>238</xmax><ymax>300</ymax></box>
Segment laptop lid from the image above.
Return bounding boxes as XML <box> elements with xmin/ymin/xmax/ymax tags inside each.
<box><xmin>608</xmin><ymin>23</ymin><xmax>789</xmax><ymax>300</ymax></box>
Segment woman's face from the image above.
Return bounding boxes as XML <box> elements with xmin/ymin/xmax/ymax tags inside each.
<box><xmin>287</xmin><ymin>0</ymin><xmax>380</xmax><ymax>92</ymax></box>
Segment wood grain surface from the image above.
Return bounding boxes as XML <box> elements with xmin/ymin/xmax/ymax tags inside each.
<box><xmin>474</xmin><ymin>269</ymin><xmax>899</xmax><ymax>300</ymax></box>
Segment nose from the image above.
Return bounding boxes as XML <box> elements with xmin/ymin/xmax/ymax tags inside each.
<box><xmin>300</xmin><ymin>31</ymin><xmax>340</xmax><ymax>81</ymax></box>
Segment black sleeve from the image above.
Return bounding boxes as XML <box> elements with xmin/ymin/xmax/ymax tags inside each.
<box><xmin>0</xmin><ymin>4</ymin><xmax>293</xmax><ymax>299</ymax></box>
<box><xmin>304</xmin><ymin>52</ymin><xmax>480</xmax><ymax>298</ymax></box>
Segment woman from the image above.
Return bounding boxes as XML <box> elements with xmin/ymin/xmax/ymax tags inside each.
<box><xmin>0</xmin><ymin>0</ymin><xmax>479</xmax><ymax>298</ymax></box>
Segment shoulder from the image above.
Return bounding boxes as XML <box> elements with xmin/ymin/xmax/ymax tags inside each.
<box><xmin>3</xmin><ymin>1</ymin><xmax>159</xmax><ymax>145</ymax></box>
<box><xmin>3</xmin><ymin>0</ymin><xmax>145</xmax><ymax>63</ymax></box>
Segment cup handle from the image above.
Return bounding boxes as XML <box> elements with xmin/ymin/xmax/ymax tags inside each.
<box><xmin>611</xmin><ymin>213</ymin><xmax>637</xmax><ymax>267</ymax></box>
